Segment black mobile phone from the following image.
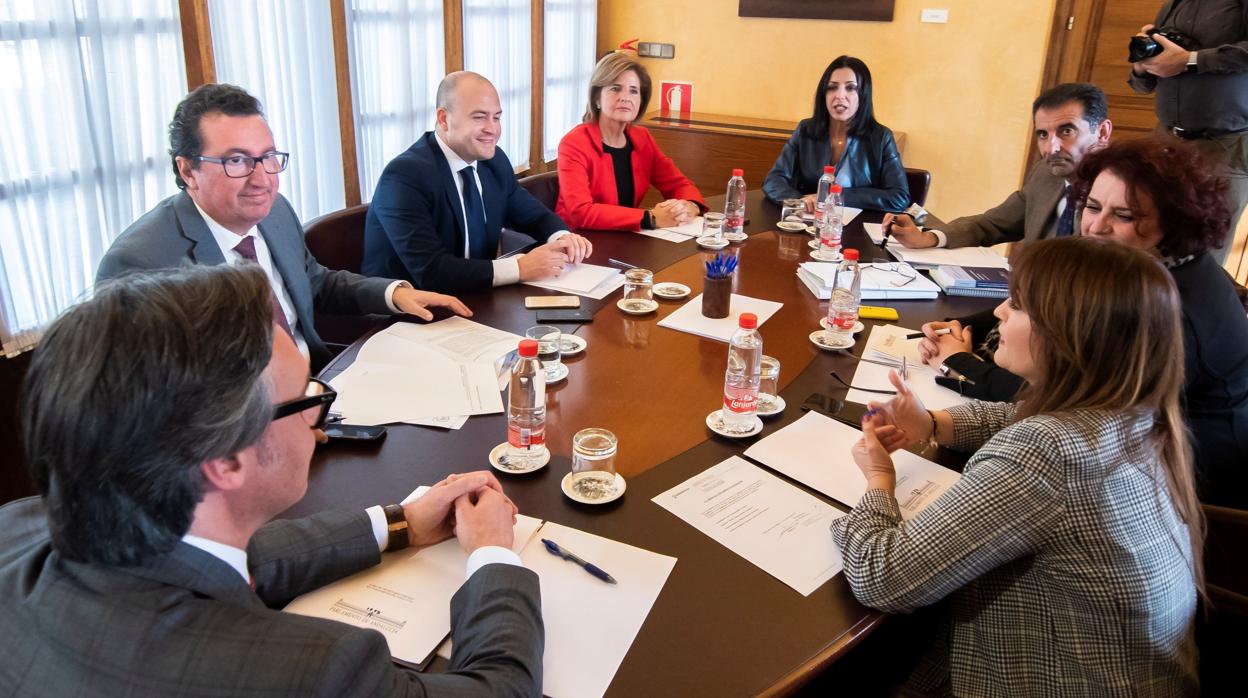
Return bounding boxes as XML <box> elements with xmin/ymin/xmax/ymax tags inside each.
<box><xmin>800</xmin><ymin>393</ymin><xmax>868</xmax><ymax>430</ymax></box>
<box><xmin>323</xmin><ymin>424</ymin><xmax>387</xmax><ymax>441</ymax></box>
<box><xmin>536</xmin><ymin>308</ymin><xmax>593</xmax><ymax>323</ymax></box>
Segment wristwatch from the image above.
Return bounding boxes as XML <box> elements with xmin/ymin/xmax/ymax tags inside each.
<box><xmin>1186</xmin><ymin>51</ymin><xmax>1198</xmax><ymax>73</ymax></box>
<box><xmin>382</xmin><ymin>504</ymin><xmax>409</xmax><ymax>552</ymax></box>
<box><xmin>937</xmin><ymin>362</ymin><xmax>952</xmax><ymax>376</ymax></box>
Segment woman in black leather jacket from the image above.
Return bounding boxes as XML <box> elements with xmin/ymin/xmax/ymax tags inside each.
<box><xmin>763</xmin><ymin>56</ymin><xmax>909</xmax><ymax>212</ymax></box>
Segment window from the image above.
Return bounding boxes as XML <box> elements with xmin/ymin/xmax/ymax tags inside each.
<box><xmin>463</xmin><ymin>0</ymin><xmax>531</xmax><ymax>171</ymax></box>
<box><xmin>0</xmin><ymin>0</ymin><xmax>187</xmax><ymax>355</ymax></box>
<box><xmin>542</xmin><ymin>0</ymin><xmax>596</xmax><ymax>162</ymax></box>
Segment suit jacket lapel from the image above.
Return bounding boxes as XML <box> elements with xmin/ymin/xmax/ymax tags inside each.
<box><xmin>256</xmin><ymin>203</ymin><xmax>307</xmax><ymax>316</ymax></box>
<box><xmin>1032</xmin><ymin>167</ymin><xmax>1067</xmax><ymax>239</ymax></box>
<box><xmin>172</xmin><ymin>191</ymin><xmax>228</xmax><ymax>265</ymax></box>
<box><xmin>424</xmin><ymin>133</ymin><xmax>468</xmax><ymax>255</ymax></box>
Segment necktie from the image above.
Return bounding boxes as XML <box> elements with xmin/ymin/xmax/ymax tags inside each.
<box><xmin>459</xmin><ymin>165</ymin><xmax>488</xmax><ymax>259</ymax></box>
<box><xmin>1056</xmin><ymin>184</ymin><xmax>1076</xmax><ymax>237</ymax></box>
<box><xmin>233</xmin><ymin>236</ymin><xmax>294</xmax><ymax>338</ymax></box>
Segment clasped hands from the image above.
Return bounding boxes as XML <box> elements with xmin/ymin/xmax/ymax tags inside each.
<box><xmin>851</xmin><ymin>371</ymin><xmax>933</xmax><ymax>493</ymax></box>
<box><xmin>650</xmin><ymin>199</ymin><xmax>699</xmax><ymax>229</ymax></box>
<box><xmin>401</xmin><ymin>470</ymin><xmax>519</xmax><ymax>553</ymax></box>
<box><xmin>518</xmin><ymin>233</ymin><xmax>594</xmax><ymax>282</ymax></box>
<box><xmin>915</xmin><ymin>320</ymin><xmax>973</xmax><ymax>369</ymax></box>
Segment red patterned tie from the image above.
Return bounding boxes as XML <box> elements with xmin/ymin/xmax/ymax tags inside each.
<box><xmin>232</xmin><ymin>236</ymin><xmax>294</xmax><ymax>338</ymax></box>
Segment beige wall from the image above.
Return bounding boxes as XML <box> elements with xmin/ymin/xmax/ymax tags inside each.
<box><xmin>598</xmin><ymin>0</ymin><xmax>1057</xmax><ymax>219</ymax></box>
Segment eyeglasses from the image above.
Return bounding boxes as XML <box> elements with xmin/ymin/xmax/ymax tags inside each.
<box><xmin>272</xmin><ymin>377</ymin><xmax>336</xmax><ymax>429</ymax></box>
<box><xmin>869</xmin><ymin>259</ymin><xmax>918</xmax><ymax>287</ymax></box>
<box><xmin>195</xmin><ymin>151</ymin><xmax>290</xmax><ymax>178</ymax></box>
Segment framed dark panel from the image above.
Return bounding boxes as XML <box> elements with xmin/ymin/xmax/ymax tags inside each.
<box><xmin>739</xmin><ymin>0</ymin><xmax>895</xmax><ymax>22</ymax></box>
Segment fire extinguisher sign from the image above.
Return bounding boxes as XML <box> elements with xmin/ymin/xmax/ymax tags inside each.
<box><xmin>659</xmin><ymin>81</ymin><xmax>693</xmax><ymax>116</ymax></box>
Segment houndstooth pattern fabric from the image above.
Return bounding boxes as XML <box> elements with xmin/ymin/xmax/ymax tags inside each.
<box><xmin>831</xmin><ymin>401</ymin><xmax>1199</xmax><ymax>697</ymax></box>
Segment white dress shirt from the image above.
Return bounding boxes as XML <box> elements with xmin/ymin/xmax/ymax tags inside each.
<box><xmin>432</xmin><ymin>131</ymin><xmax>569</xmax><ymax>286</ymax></box>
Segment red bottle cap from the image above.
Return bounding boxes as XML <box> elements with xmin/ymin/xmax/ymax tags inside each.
<box><xmin>843</xmin><ymin>249</ymin><xmax>860</xmax><ymax>261</ymax></box>
<box><xmin>518</xmin><ymin>338</ymin><xmax>538</xmax><ymax>357</ymax></box>
<box><xmin>830</xmin><ymin>184</ymin><xmax>843</xmax><ymax>193</ymax></box>
<box><xmin>738</xmin><ymin>313</ymin><xmax>758</xmax><ymax>329</ymax></box>
<box><xmin>823</xmin><ymin>165</ymin><xmax>835</xmax><ymax>174</ymax></box>
<box><xmin>732</xmin><ymin>168</ymin><xmax>743</xmax><ymax>177</ymax></box>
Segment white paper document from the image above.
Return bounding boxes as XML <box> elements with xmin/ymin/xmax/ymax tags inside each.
<box><xmin>637</xmin><ymin>227</ymin><xmax>691</xmax><ymax>243</ymax></box>
<box><xmin>801</xmin><ymin>206</ymin><xmax>863</xmax><ymax>226</ymax></box>
<box><xmin>659</xmin><ymin>216</ymin><xmax>705</xmax><ymax>238</ymax></box>
<box><xmin>653</xmin><ymin>456</ymin><xmax>845</xmax><ymax>596</ymax></box>
<box><xmin>657</xmin><ymin>293</ymin><xmax>784</xmax><ymax>342</ymax></box>
<box><xmin>862</xmin><ymin>223</ymin><xmax>1010</xmax><ymax>269</ymax></box>
<box><xmin>369</xmin><ymin>317</ymin><xmax>520</xmax><ymax>366</ymax></box>
<box><xmin>744</xmin><ymin>411</ymin><xmax>962</xmax><ymax>519</ymax></box>
<box><xmin>524</xmin><ymin>262</ymin><xmax>623</xmax><ymax>299</ymax></box>
<box><xmin>797</xmin><ymin>261</ymin><xmax>940</xmax><ymax>300</ymax></box>
<box><xmin>844</xmin><ymin>324</ymin><xmax>972</xmax><ymax>411</ymax></box>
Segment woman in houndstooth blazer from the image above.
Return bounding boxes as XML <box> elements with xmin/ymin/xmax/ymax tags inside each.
<box><xmin>832</xmin><ymin>237</ymin><xmax>1203</xmax><ymax>697</ymax></box>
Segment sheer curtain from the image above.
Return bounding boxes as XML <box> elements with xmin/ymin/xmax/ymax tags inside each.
<box><xmin>0</xmin><ymin>0</ymin><xmax>187</xmax><ymax>356</ymax></box>
<box><xmin>463</xmin><ymin>0</ymin><xmax>531</xmax><ymax>171</ymax></box>
<box><xmin>543</xmin><ymin>0</ymin><xmax>596</xmax><ymax>162</ymax></box>
<box><xmin>208</xmin><ymin>0</ymin><xmax>344</xmax><ymax>222</ymax></box>
<box><xmin>346</xmin><ymin>0</ymin><xmax>444</xmax><ymax>203</ymax></box>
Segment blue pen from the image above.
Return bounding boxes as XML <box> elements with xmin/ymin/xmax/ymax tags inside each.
<box><xmin>541</xmin><ymin>538</ymin><xmax>618</xmax><ymax>584</ymax></box>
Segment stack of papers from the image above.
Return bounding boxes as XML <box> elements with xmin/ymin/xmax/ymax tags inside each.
<box><xmin>328</xmin><ymin>317</ymin><xmax>521</xmax><ymax>428</ymax></box>
<box><xmin>744</xmin><ymin>411</ymin><xmax>961</xmax><ymax>519</ymax></box>
<box><xmin>286</xmin><ymin>486</ymin><xmax>677</xmax><ymax>698</ymax></box>
<box><xmin>640</xmin><ymin>216</ymin><xmax>705</xmax><ymax>242</ymax></box>
<box><xmin>525</xmin><ymin>262</ymin><xmax>626</xmax><ymax>299</ymax></box>
<box><xmin>657</xmin><ymin>293</ymin><xmax>784</xmax><ymax>342</ymax></box>
<box><xmin>797</xmin><ymin>261</ymin><xmax>940</xmax><ymax>300</ymax></box>
<box><xmin>843</xmin><ymin>324</ymin><xmax>971</xmax><ymax>411</ymax></box>
<box><xmin>863</xmin><ymin>223</ymin><xmax>1010</xmax><ymax>270</ymax></box>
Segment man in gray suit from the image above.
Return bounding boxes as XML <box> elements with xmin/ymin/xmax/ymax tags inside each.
<box><xmin>98</xmin><ymin>83</ymin><xmax>470</xmax><ymax>371</ymax></box>
<box><xmin>0</xmin><ymin>264</ymin><xmax>542</xmax><ymax>696</ymax></box>
<box><xmin>883</xmin><ymin>83</ymin><xmax>1113</xmax><ymax>250</ymax></box>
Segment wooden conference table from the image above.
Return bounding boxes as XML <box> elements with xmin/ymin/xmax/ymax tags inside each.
<box><xmin>285</xmin><ymin>191</ymin><xmax>998</xmax><ymax>696</ymax></box>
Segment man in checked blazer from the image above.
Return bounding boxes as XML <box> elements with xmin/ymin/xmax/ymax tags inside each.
<box><xmin>97</xmin><ymin>83</ymin><xmax>471</xmax><ymax>372</ymax></box>
<box><xmin>883</xmin><ymin>82</ymin><xmax>1113</xmax><ymax>251</ymax></box>
<box><xmin>0</xmin><ymin>264</ymin><xmax>542</xmax><ymax>696</ymax></box>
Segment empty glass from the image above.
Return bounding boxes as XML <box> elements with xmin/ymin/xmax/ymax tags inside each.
<box><xmin>780</xmin><ymin>198</ymin><xmax>804</xmax><ymax>222</ymax></box>
<box><xmin>701</xmin><ymin>212</ymin><xmax>725</xmax><ymax>241</ymax></box>
<box><xmin>623</xmin><ymin>268</ymin><xmax>654</xmax><ymax>302</ymax></box>
<box><xmin>570</xmin><ymin>428</ymin><xmax>620</xmax><ymax>500</ymax></box>
<box><xmin>525</xmin><ymin>325</ymin><xmax>562</xmax><ymax>381</ymax></box>
<box><xmin>758</xmin><ymin>355</ymin><xmax>781</xmax><ymax>412</ymax></box>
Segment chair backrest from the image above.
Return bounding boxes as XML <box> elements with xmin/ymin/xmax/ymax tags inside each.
<box><xmin>905</xmin><ymin>168</ymin><xmax>931</xmax><ymax>208</ymax></box>
<box><xmin>304</xmin><ymin>203</ymin><xmax>369</xmax><ymax>273</ymax></box>
<box><xmin>518</xmin><ymin>170</ymin><xmax>560</xmax><ymax>211</ymax></box>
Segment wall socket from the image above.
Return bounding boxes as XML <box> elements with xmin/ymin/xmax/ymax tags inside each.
<box><xmin>637</xmin><ymin>42</ymin><xmax>675</xmax><ymax>59</ymax></box>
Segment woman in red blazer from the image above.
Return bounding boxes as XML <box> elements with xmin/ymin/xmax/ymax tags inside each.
<box><xmin>556</xmin><ymin>52</ymin><xmax>705</xmax><ymax>231</ymax></box>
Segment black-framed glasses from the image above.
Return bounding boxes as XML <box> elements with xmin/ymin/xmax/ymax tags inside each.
<box><xmin>195</xmin><ymin>151</ymin><xmax>289</xmax><ymax>178</ymax></box>
<box><xmin>272</xmin><ymin>377</ymin><xmax>336</xmax><ymax>429</ymax></box>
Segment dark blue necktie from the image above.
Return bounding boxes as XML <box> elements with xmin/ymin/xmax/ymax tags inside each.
<box><xmin>459</xmin><ymin>166</ymin><xmax>488</xmax><ymax>258</ymax></box>
<box><xmin>1056</xmin><ymin>184</ymin><xmax>1075</xmax><ymax>237</ymax></box>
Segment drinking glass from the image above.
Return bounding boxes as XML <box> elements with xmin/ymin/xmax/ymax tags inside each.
<box><xmin>758</xmin><ymin>356</ymin><xmax>781</xmax><ymax>412</ymax></box>
<box><xmin>623</xmin><ymin>268</ymin><xmax>654</xmax><ymax>302</ymax></box>
<box><xmin>570</xmin><ymin>428</ymin><xmax>619</xmax><ymax>500</ymax></box>
<box><xmin>780</xmin><ymin>198</ymin><xmax>804</xmax><ymax>222</ymax></box>
<box><xmin>525</xmin><ymin>325</ymin><xmax>562</xmax><ymax>381</ymax></box>
<box><xmin>702</xmin><ymin>212</ymin><xmax>725</xmax><ymax>241</ymax></box>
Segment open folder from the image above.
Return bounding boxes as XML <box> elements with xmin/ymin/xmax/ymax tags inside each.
<box><xmin>283</xmin><ymin>487</ymin><xmax>677</xmax><ymax>698</ymax></box>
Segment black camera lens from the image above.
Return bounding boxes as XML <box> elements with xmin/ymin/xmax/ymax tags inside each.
<box><xmin>1129</xmin><ymin>35</ymin><xmax>1162</xmax><ymax>63</ymax></box>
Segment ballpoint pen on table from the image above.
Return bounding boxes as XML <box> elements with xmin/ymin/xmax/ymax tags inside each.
<box><xmin>905</xmin><ymin>328</ymin><xmax>952</xmax><ymax>340</ymax></box>
<box><xmin>608</xmin><ymin>258</ymin><xmax>637</xmax><ymax>269</ymax></box>
<box><xmin>542</xmin><ymin>538</ymin><xmax>618</xmax><ymax>584</ymax></box>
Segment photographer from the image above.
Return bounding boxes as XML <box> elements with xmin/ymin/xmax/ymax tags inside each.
<box><xmin>1129</xmin><ymin>0</ymin><xmax>1248</xmax><ymax>266</ymax></box>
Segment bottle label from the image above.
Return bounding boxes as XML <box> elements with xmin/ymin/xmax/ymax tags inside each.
<box><xmin>832</xmin><ymin>311</ymin><xmax>856</xmax><ymax>330</ymax></box>
<box><xmin>507</xmin><ymin>423</ymin><xmax>545</xmax><ymax>448</ymax></box>
<box><xmin>723</xmin><ymin>385</ymin><xmax>758</xmax><ymax>414</ymax></box>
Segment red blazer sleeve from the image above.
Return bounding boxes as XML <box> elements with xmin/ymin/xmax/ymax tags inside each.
<box><xmin>631</xmin><ymin>126</ymin><xmax>705</xmax><ymax>211</ymax></box>
<box><xmin>556</xmin><ymin>124</ymin><xmax>647</xmax><ymax>231</ymax></box>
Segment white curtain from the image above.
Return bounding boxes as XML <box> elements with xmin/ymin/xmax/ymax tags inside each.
<box><xmin>346</xmin><ymin>0</ymin><xmax>444</xmax><ymax>203</ymax></box>
<box><xmin>542</xmin><ymin>0</ymin><xmax>596</xmax><ymax>162</ymax></box>
<box><xmin>463</xmin><ymin>0</ymin><xmax>531</xmax><ymax>171</ymax></box>
<box><xmin>0</xmin><ymin>0</ymin><xmax>187</xmax><ymax>356</ymax></box>
<box><xmin>208</xmin><ymin>0</ymin><xmax>344</xmax><ymax>222</ymax></box>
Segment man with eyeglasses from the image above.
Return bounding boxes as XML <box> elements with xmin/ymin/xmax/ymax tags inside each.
<box><xmin>0</xmin><ymin>264</ymin><xmax>542</xmax><ymax>695</ymax></box>
<box><xmin>98</xmin><ymin>83</ymin><xmax>469</xmax><ymax>371</ymax></box>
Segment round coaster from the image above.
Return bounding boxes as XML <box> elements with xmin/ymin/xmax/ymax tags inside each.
<box><xmin>558</xmin><ymin>333</ymin><xmax>586</xmax><ymax>356</ymax></box>
<box><xmin>756</xmin><ymin>394</ymin><xmax>787</xmax><ymax>417</ymax></box>
<box><xmin>776</xmin><ymin>221</ymin><xmax>806</xmax><ymax>233</ymax></box>
<box><xmin>488</xmin><ymin>442</ymin><xmax>549</xmax><ymax>474</ymax></box>
<box><xmin>561</xmin><ymin>471</ymin><xmax>627</xmax><ymax>505</ymax></box>
<box><xmin>617</xmin><ymin>298</ymin><xmax>659</xmax><ymax>315</ymax></box>
<box><xmin>805</xmin><ymin>225</ymin><xmax>818</xmax><ymax>236</ymax></box>
<box><xmin>809</xmin><ymin>330</ymin><xmax>856</xmax><ymax>351</ymax></box>
<box><xmin>654</xmin><ymin>282</ymin><xmax>692</xmax><ymax>300</ymax></box>
<box><xmin>705</xmin><ymin>409</ymin><xmax>764</xmax><ymax>438</ymax></box>
<box><xmin>544</xmin><ymin>363</ymin><xmax>569</xmax><ymax>383</ymax></box>
<box><xmin>724</xmin><ymin>231</ymin><xmax>748</xmax><ymax>243</ymax></box>
<box><xmin>810</xmin><ymin>248</ymin><xmax>844</xmax><ymax>262</ymax></box>
<box><xmin>696</xmin><ymin>236</ymin><xmax>730</xmax><ymax>250</ymax></box>
<box><xmin>819</xmin><ymin>317</ymin><xmax>865</xmax><ymax>333</ymax></box>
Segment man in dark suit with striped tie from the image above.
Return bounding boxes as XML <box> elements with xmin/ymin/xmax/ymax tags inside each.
<box><xmin>363</xmin><ymin>71</ymin><xmax>593</xmax><ymax>294</ymax></box>
<box><xmin>0</xmin><ymin>264</ymin><xmax>543</xmax><ymax>696</ymax></box>
<box><xmin>882</xmin><ymin>83</ymin><xmax>1113</xmax><ymax>251</ymax></box>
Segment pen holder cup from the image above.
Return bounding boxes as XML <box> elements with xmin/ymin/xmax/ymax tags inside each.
<box><xmin>702</xmin><ymin>275</ymin><xmax>731</xmax><ymax>319</ymax></box>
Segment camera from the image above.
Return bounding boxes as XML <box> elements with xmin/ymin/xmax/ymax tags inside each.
<box><xmin>1128</xmin><ymin>27</ymin><xmax>1199</xmax><ymax>63</ymax></box>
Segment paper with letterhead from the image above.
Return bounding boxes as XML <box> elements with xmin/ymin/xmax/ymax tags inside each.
<box><xmin>744</xmin><ymin>411</ymin><xmax>962</xmax><ymax>519</ymax></box>
<box><xmin>844</xmin><ymin>324</ymin><xmax>971</xmax><ymax>411</ymax></box>
<box><xmin>283</xmin><ymin>486</ymin><xmax>543</xmax><ymax>669</ymax></box>
<box><xmin>524</xmin><ymin>262</ymin><xmax>623</xmax><ymax>299</ymax></box>
<box><xmin>652</xmin><ymin>456</ymin><xmax>845</xmax><ymax>596</ymax></box>
<box><xmin>657</xmin><ymin>293</ymin><xmax>783</xmax><ymax>342</ymax></box>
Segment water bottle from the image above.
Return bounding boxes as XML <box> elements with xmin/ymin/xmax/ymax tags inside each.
<box><xmin>506</xmin><ymin>338</ymin><xmax>546</xmax><ymax>466</ymax></box>
<box><xmin>722</xmin><ymin>312</ymin><xmax>762</xmax><ymax>432</ymax></box>
<box><xmin>818</xmin><ymin>183</ymin><xmax>844</xmax><ymax>253</ymax></box>
<box><xmin>814</xmin><ymin>165</ymin><xmax>835</xmax><ymax>226</ymax></box>
<box><xmin>827</xmin><ymin>249</ymin><xmax>861</xmax><ymax>343</ymax></box>
<box><xmin>723</xmin><ymin>168</ymin><xmax>746</xmax><ymax>236</ymax></box>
